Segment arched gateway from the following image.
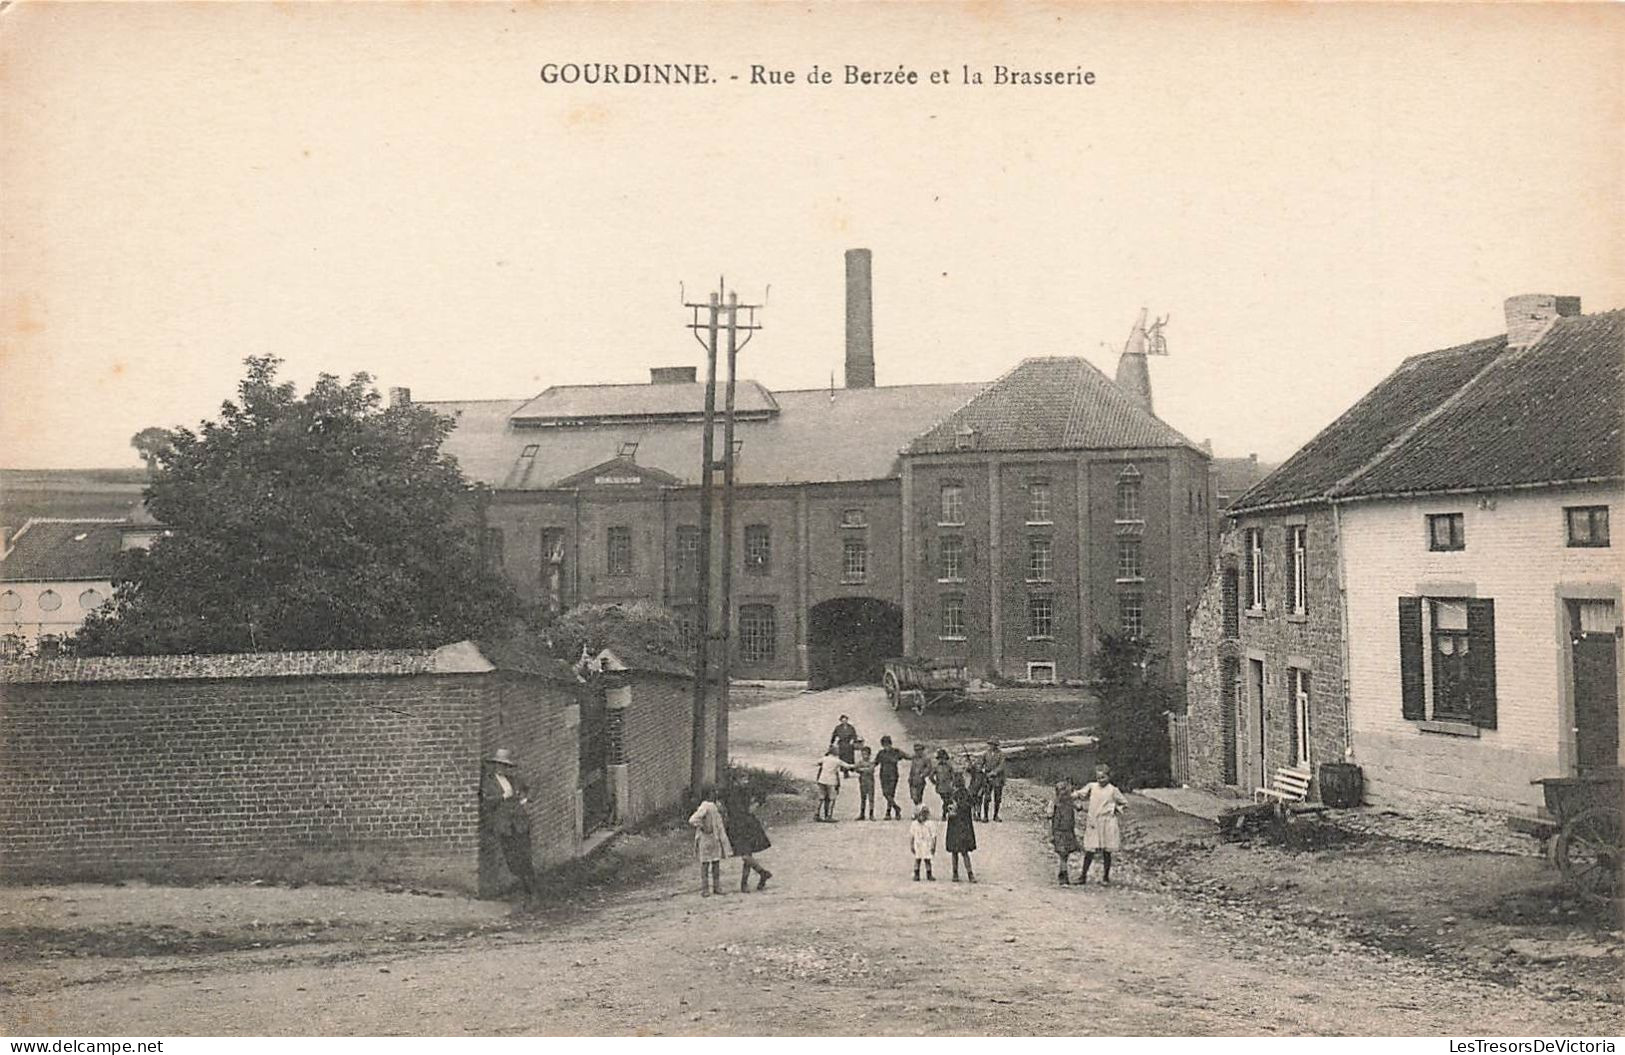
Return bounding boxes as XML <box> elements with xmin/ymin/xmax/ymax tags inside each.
<box><xmin>808</xmin><ymin>597</ymin><xmax>902</xmax><ymax>690</ymax></box>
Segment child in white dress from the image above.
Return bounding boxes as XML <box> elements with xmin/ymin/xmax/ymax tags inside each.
<box><xmin>909</xmin><ymin>806</ymin><xmax>937</xmax><ymax>881</ymax></box>
<box><xmin>1077</xmin><ymin>764</ymin><xmax>1127</xmax><ymax>884</ymax></box>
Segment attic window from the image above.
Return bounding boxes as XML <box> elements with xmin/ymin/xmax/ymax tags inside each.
<box><xmin>618</xmin><ymin>441</ymin><xmax>640</xmax><ymax>459</ymax></box>
<box><xmin>72</xmin><ymin>532</ymin><xmax>89</xmax><ymax>542</ymax></box>
<box><xmin>954</xmin><ymin>427</ymin><xmax>978</xmax><ymax>451</ymax></box>
<box><xmin>520</xmin><ymin>444</ymin><xmax>540</xmax><ymax>459</ymax></box>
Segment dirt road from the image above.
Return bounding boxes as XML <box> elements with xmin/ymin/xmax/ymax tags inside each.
<box><xmin>5</xmin><ymin>686</ymin><xmax>1619</xmax><ymax>1036</ymax></box>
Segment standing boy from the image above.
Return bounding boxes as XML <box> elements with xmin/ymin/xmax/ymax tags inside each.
<box><xmin>906</xmin><ymin>743</ymin><xmax>932</xmax><ymax>808</ymax></box>
<box><xmin>981</xmin><ymin>739</ymin><xmax>1007</xmax><ymax>821</ymax></box>
<box><xmin>851</xmin><ymin>745</ymin><xmax>878</xmax><ymax>820</ymax></box>
<box><xmin>874</xmin><ymin>735</ymin><xmax>907</xmax><ymax>819</ymax></box>
<box><xmin>480</xmin><ymin>748</ymin><xmax>539</xmax><ymax>905</ymax></box>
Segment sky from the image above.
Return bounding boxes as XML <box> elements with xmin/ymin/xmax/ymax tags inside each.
<box><xmin>2</xmin><ymin>2</ymin><xmax>1621</xmax><ymax>470</ymax></box>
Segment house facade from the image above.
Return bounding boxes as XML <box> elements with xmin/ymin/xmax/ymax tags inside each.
<box><xmin>1183</xmin><ymin>296</ymin><xmax>1622</xmax><ymax>812</ymax></box>
<box><xmin>429</xmin><ymin>251</ymin><xmax>1216</xmax><ymax>687</ymax></box>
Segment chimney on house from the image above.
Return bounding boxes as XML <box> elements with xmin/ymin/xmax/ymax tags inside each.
<box><xmin>845</xmin><ymin>248</ymin><xmax>875</xmax><ymax>389</ymax></box>
<box><xmin>1114</xmin><ymin>308</ymin><xmax>1154</xmax><ymax>414</ymax></box>
<box><xmin>388</xmin><ymin>387</ymin><xmax>412</xmax><ymax>407</ymax></box>
<box><xmin>1504</xmin><ymin>294</ymin><xmax>1581</xmax><ymax>350</ymax></box>
<box><xmin>649</xmin><ymin>366</ymin><xmax>698</xmax><ymax>385</ymax></box>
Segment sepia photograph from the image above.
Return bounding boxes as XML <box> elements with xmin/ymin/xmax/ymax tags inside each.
<box><xmin>1</xmin><ymin>1</ymin><xmax>1621</xmax><ymax>1041</ymax></box>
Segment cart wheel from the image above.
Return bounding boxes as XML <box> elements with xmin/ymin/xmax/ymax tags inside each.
<box><xmin>1556</xmin><ymin>805</ymin><xmax>1623</xmax><ymax>907</ymax></box>
<box><xmin>883</xmin><ymin>670</ymin><xmax>900</xmax><ymax>710</ymax></box>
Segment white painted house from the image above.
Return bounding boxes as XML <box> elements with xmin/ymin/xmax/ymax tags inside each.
<box><xmin>1223</xmin><ymin>296</ymin><xmax>1621</xmax><ymax>813</ymax></box>
<box><xmin>0</xmin><ymin>512</ymin><xmax>164</xmax><ymax>652</ymax></box>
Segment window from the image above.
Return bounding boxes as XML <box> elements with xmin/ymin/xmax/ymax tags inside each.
<box><xmin>1027</xmin><ymin>662</ymin><xmax>1057</xmax><ymax>684</ymax></box>
<box><xmin>1028</xmin><ymin>595</ymin><xmax>1054</xmax><ymax>639</ymax></box>
<box><xmin>1120</xmin><ymin>590</ymin><xmax>1144</xmax><ymax>638</ymax></box>
<box><xmin>1427</xmin><ymin>513</ymin><xmax>1465</xmax><ymax>551</ymax></box>
<box><xmin>1287</xmin><ymin>524</ymin><xmax>1308</xmax><ymax>615</ymax></box>
<box><xmin>842</xmin><ymin>539</ymin><xmax>868</xmax><ymax>583</ymax></box>
<box><xmin>483</xmin><ymin>528</ymin><xmax>505</xmax><ymax>573</ymax></box>
<box><xmin>674</xmin><ymin>605</ymin><xmax>700</xmax><ymax>654</ymax></box>
<box><xmin>1398</xmin><ymin>596</ymin><xmax>1497</xmax><ymax>728</ymax></box>
<box><xmin>1289</xmin><ymin>668</ymin><xmax>1311</xmax><ymax>765</ymax></box>
<box><xmin>939</xmin><ymin>535</ymin><xmax>965</xmax><ymax>581</ymax></box>
<box><xmin>1566</xmin><ymin>506</ymin><xmax>1610</xmax><ymax>548</ymax></box>
<box><xmin>1027</xmin><ymin>537</ymin><xmax>1052</xmax><ymax>581</ymax></box>
<box><xmin>1116</xmin><ymin>466</ymin><xmax>1143</xmax><ymax>521</ymax></box>
<box><xmin>738</xmin><ymin>604</ymin><xmax>776</xmax><ymax>664</ymax></box>
<box><xmin>0</xmin><ymin>590</ymin><xmax>19</xmax><ymax>612</ymax></box>
<box><xmin>606</xmin><ymin>526</ymin><xmax>633</xmax><ymax>576</ymax></box>
<box><xmin>674</xmin><ymin>526</ymin><xmax>701</xmax><ymax>578</ymax></box>
<box><xmin>940</xmin><ymin>484</ymin><xmax>964</xmax><ymax>525</ymax></box>
<box><xmin>1221</xmin><ymin>567</ymin><xmax>1240</xmax><ymax>638</ymax></box>
<box><xmin>78</xmin><ymin>588</ymin><xmax>103</xmax><ymax>610</ymax></box>
<box><xmin>1245</xmin><ymin>528</ymin><xmax>1265</xmax><ymax>610</ymax></box>
<box><xmin>744</xmin><ymin>524</ymin><xmax>771</xmax><ymax>573</ymax></box>
<box><xmin>1116</xmin><ymin>539</ymin><xmax>1143</xmax><ymax>581</ymax></box>
<box><xmin>520</xmin><ymin>444</ymin><xmax>540</xmax><ymax>458</ymax></box>
<box><xmin>940</xmin><ymin>595</ymin><xmax>966</xmax><ymax>639</ymax></box>
<box><xmin>840</xmin><ymin>508</ymin><xmax>867</xmax><ymax>528</ymax></box>
<box><xmin>1027</xmin><ymin>481</ymin><xmax>1052</xmax><ymax>523</ymax></box>
<box><xmin>37</xmin><ymin>590</ymin><xmax>61</xmax><ymax>612</ymax></box>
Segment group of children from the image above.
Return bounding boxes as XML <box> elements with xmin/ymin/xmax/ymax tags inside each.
<box><xmin>689</xmin><ymin>717</ymin><xmax>1129</xmax><ymax>897</ymax></box>
<box><xmin>814</xmin><ymin>729</ymin><xmax>1010</xmax><ymax>884</ymax></box>
<box><xmin>1047</xmin><ymin>765</ymin><xmax>1128</xmax><ymax>885</ymax></box>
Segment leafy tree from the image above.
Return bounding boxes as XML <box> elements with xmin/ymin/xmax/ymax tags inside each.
<box><xmin>130</xmin><ymin>427</ymin><xmax>176</xmax><ymax>476</ymax></box>
<box><xmin>74</xmin><ymin>356</ymin><xmax>523</xmax><ymax>655</ymax></box>
<box><xmin>1090</xmin><ymin>630</ymin><xmax>1174</xmax><ymax>790</ymax></box>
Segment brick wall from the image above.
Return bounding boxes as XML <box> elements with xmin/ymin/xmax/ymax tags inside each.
<box><xmin>478</xmin><ymin>670</ymin><xmax>582</xmax><ymax>894</ymax></box>
<box><xmin>1341</xmin><ymin>485</ymin><xmax>1623</xmax><ymax>811</ymax></box>
<box><xmin>615</xmin><ymin>673</ymin><xmax>699</xmax><ymax>826</ymax></box>
<box><xmin>0</xmin><ymin>644</ymin><xmax>584</xmax><ymax>894</ymax></box>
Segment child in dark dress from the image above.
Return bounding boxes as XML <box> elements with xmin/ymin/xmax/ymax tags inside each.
<box><xmin>722</xmin><ymin>773</ymin><xmax>774</xmax><ymax>892</ymax></box>
<box><xmin>1047</xmin><ymin>780</ymin><xmax>1080</xmax><ymax>884</ymax></box>
<box><xmin>945</xmin><ymin>777</ymin><xmax>978</xmax><ymax>883</ymax></box>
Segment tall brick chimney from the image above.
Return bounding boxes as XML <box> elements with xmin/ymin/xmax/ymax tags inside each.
<box><xmin>1504</xmin><ymin>294</ymin><xmax>1581</xmax><ymax>350</ymax></box>
<box><xmin>844</xmin><ymin>248</ymin><xmax>875</xmax><ymax>389</ymax></box>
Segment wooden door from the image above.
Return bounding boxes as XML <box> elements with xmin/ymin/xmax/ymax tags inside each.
<box><xmin>1570</xmin><ymin>601</ymin><xmax>1621</xmax><ymax>772</ymax></box>
<box><xmin>1248</xmin><ymin>658</ymin><xmax>1267</xmax><ymax>788</ymax></box>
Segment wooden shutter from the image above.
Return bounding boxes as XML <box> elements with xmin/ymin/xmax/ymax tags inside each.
<box><xmin>1398</xmin><ymin>596</ymin><xmax>1425</xmax><ymax>720</ymax></box>
<box><xmin>1467</xmin><ymin>599</ymin><xmax>1497</xmax><ymax>729</ymax></box>
<box><xmin>1285</xmin><ymin>670</ymin><xmax>1300</xmax><ymax>765</ymax></box>
<box><xmin>1220</xmin><ymin>656</ymin><xmax>1239</xmax><ymax>784</ymax></box>
<box><xmin>1222</xmin><ymin>568</ymin><xmax>1240</xmax><ymax>638</ymax></box>
<box><xmin>1245</xmin><ymin>532</ymin><xmax>1256</xmax><ymax>607</ymax></box>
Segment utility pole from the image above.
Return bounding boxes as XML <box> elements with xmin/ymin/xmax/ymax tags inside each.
<box><xmin>683</xmin><ymin>279</ymin><xmax>762</xmax><ymax>795</ymax></box>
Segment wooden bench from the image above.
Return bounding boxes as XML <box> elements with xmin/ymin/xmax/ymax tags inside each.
<box><xmin>1255</xmin><ymin>763</ymin><xmax>1313</xmax><ymax>806</ymax></box>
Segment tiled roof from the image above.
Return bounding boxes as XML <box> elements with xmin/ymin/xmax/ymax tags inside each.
<box><xmin>429</xmin><ymin>383</ymin><xmax>986</xmax><ymax>488</ymax></box>
<box><xmin>0</xmin><ymin>520</ymin><xmax>127</xmax><ymax>582</ymax></box>
<box><xmin>1211</xmin><ymin>457</ymin><xmax>1278</xmax><ymax>505</ymax></box>
<box><xmin>1232</xmin><ymin>309</ymin><xmax>1624</xmax><ymax>512</ymax></box>
<box><xmin>906</xmin><ymin>357</ymin><xmax>1200</xmax><ymax>455</ymax></box>
<box><xmin>510</xmin><ymin>380</ymin><xmax>779</xmax><ymax>425</ymax></box>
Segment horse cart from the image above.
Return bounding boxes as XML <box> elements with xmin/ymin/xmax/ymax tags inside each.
<box><xmin>881</xmin><ymin>656</ymin><xmax>969</xmax><ymax>714</ymax></box>
<box><xmin>1517</xmin><ymin>768</ymin><xmax>1623</xmax><ymax>908</ymax></box>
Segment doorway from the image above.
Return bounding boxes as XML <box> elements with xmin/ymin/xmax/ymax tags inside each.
<box><xmin>1570</xmin><ymin>600</ymin><xmax>1620</xmax><ymax>772</ymax></box>
<box><xmin>1248</xmin><ymin>657</ymin><xmax>1267</xmax><ymax>787</ymax></box>
<box><xmin>808</xmin><ymin>597</ymin><xmax>903</xmax><ymax>689</ymax></box>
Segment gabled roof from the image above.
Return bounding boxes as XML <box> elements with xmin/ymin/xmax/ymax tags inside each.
<box><xmin>510</xmin><ymin>380</ymin><xmax>779</xmax><ymax>426</ymax></box>
<box><xmin>1232</xmin><ymin>309</ymin><xmax>1624</xmax><ymax>513</ymax></box>
<box><xmin>0</xmin><ymin>519</ymin><xmax>127</xmax><ymax>582</ymax></box>
<box><xmin>906</xmin><ymin>357</ymin><xmax>1200</xmax><ymax>455</ymax></box>
<box><xmin>429</xmin><ymin>383</ymin><xmax>986</xmax><ymax>489</ymax></box>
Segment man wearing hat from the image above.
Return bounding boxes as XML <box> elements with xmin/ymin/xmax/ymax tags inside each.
<box><xmin>481</xmin><ymin>748</ymin><xmax>539</xmax><ymax>905</ymax></box>
<box><xmin>980</xmin><ymin>738</ymin><xmax>1008</xmax><ymax>821</ymax></box>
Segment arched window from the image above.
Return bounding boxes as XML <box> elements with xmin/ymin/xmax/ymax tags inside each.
<box><xmin>0</xmin><ymin>590</ymin><xmax>20</xmax><ymax>612</ymax></box>
<box><xmin>79</xmin><ymin>588</ymin><xmax>105</xmax><ymax>610</ymax></box>
<box><xmin>37</xmin><ymin>590</ymin><xmax>62</xmax><ymax>612</ymax></box>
